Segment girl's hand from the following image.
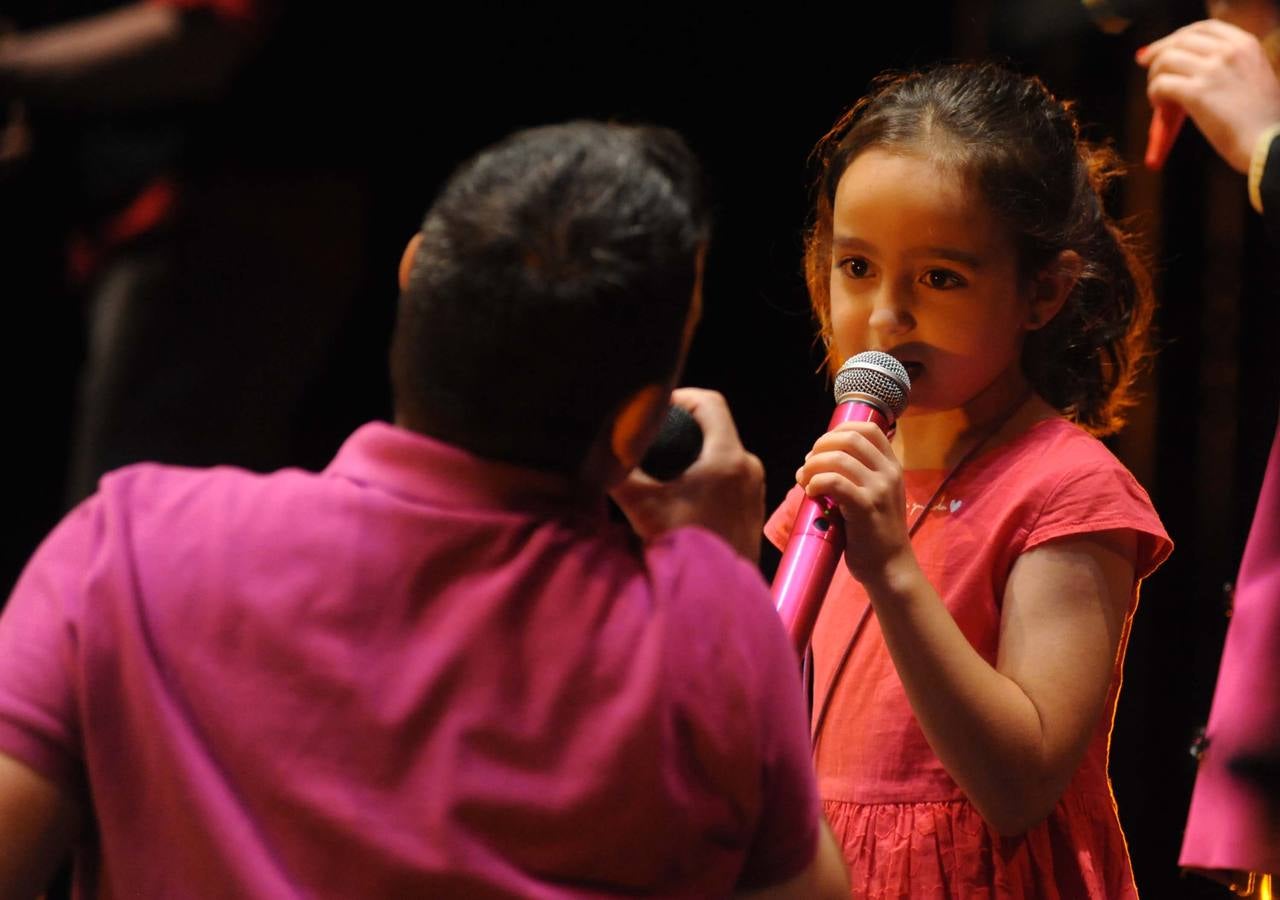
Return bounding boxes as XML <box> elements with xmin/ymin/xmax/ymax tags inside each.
<box><xmin>796</xmin><ymin>421</ymin><xmax>913</xmax><ymax>586</ymax></box>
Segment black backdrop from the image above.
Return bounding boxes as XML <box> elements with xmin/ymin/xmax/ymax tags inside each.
<box><xmin>6</xmin><ymin>2</ymin><xmax>1277</xmax><ymax>897</ymax></box>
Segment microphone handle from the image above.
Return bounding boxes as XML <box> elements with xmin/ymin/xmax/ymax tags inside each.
<box><xmin>772</xmin><ymin>399</ymin><xmax>892</xmax><ymax>658</ymax></box>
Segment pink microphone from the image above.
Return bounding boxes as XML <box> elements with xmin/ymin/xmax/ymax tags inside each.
<box><xmin>772</xmin><ymin>351</ymin><xmax>911</xmax><ymax>657</ymax></box>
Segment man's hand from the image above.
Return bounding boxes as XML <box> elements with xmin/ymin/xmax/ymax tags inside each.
<box><xmin>1139</xmin><ymin>19</ymin><xmax>1280</xmax><ymax>171</ymax></box>
<box><xmin>611</xmin><ymin>388</ymin><xmax>765</xmax><ymax>563</ymax></box>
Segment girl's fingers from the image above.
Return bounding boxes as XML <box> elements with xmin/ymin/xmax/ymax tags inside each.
<box><xmin>799</xmin><ymin>447</ymin><xmax>874</xmax><ymax>487</ymax></box>
<box><xmin>807</xmin><ymin>421</ymin><xmax>893</xmax><ymax>460</ymax></box>
<box><xmin>799</xmin><ymin>451</ymin><xmax>899</xmax><ymax>515</ymax></box>
<box><xmin>804</xmin><ymin>471</ymin><xmax>877</xmax><ymax>512</ymax></box>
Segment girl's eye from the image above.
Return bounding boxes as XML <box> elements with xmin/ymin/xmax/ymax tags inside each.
<box><xmin>841</xmin><ymin>257</ymin><xmax>871</xmax><ymax>278</ymax></box>
<box><xmin>921</xmin><ymin>268</ymin><xmax>964</xmax><ymax>290</ymax></box>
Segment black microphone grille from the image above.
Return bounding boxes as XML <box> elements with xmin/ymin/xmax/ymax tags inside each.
<box><xmin>834</xmin><ymin>351</ymin><xmax>911</xmax><ymax>418</ymax></box>
<box><xmin>638</xmin><ymin>404</ymin><xmax>703</xmax><ymax>480</ymax></box>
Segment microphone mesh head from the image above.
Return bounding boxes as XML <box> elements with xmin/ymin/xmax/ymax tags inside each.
<box><xmin>834</xmin><ymin>351</ymin><xmax>911</xmax><ymax>418</ymax></box>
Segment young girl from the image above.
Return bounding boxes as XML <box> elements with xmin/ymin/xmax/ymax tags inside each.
<box><xmin>765</xmin><ymin>63</ymin><xmax>1172</xmax><ymax>898</ymax></box>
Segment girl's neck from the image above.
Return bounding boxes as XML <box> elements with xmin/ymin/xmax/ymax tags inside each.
<box><xmin>891</xmin><ymin>374</ymin><xmax>1055</xmax><ymax>471</ymax></box>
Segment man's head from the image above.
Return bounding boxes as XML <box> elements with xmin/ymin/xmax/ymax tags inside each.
<box><xmin>391</xmin><ymin>121</ymin><xmax>709</xmax><ymax>480</ymax></box>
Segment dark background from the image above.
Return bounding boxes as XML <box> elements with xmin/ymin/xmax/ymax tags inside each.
<box><xmin>5</xmin><ymin>2</ymin><xmax>1276</xmax><ymax>897</ymax></box>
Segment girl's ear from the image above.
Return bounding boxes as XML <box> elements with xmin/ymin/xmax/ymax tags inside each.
<box><xmin>1026</xmin><ymin>250</ymin><xmax>1083</xmax><ymax>331</ymax></box>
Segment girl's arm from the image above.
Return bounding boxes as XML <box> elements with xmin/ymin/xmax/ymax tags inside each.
<box><xmin>873</xmin><ymin>529</ymin><xmax>1133</xmax><ymax>836</ymax></box>
<box><xmin>800</xmin><ymin>421</ymin><xmax>1136</xmax><ymax>836</ymax></box>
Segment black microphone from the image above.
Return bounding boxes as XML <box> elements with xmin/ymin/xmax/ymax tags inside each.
<box><xmin>638</xmin><ymin>404</ymin><xmax>703</xmax><ymax>480</ymax></box>
<box><xmin>771</xmin><ymin>351</ymin><xmax>911</xmax><ymax>657</ymax></box>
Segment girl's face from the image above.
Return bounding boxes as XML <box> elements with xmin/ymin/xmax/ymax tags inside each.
<box><xmin>828</xmin><ymin>148</ymin><xmax>1038</xmax><ymax>419</ymax></box>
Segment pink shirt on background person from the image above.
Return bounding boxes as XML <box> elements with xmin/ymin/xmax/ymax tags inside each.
<box><xmin>1180</xmin><ymin>418</ymin><xmax>1280</xmax><ymax>876</ymax></box>
<box><xmin>0</xmin><ymin>422</ymin><xmax>820</xmax><ymax>899</ymax></box>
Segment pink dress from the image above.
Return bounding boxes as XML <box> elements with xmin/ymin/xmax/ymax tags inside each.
<box><xmin>766</xmin><ymin>417</ymin><xmax>1171</xmax><ymax>899</ymax></box>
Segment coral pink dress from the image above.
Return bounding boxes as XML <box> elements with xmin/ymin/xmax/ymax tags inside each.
<box><xmin>766</xmin><ymin>417</ymin><xmax>1171</xmax><ymax>899</ymax></box>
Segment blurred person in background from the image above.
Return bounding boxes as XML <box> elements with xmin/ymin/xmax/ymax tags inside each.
<box><xmin>1139</xmin><ymin>0</ymin><xmax>1280</xmax><ymax>893</ymax></box>
<box><xmin>0</xmin><ymin>1</ymin><xmax>374</xmax><ymax>596</ymax></box>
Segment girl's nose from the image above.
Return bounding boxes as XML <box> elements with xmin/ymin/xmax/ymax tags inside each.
<box><xmin>867</xmin><ymin>284</ymin><xmax>914</xmax><ymax>335</ymax></box>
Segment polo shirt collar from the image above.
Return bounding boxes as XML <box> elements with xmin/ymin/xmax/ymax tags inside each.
<box><xmin>325</xmin><ymin>422</ymin><xmax>608</xmax><ymax>518</ymax></box>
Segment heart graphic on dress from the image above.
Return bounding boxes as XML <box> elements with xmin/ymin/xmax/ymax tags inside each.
<box><xmin>949</xmin><ymin>499</ymin><xmax>963</xmax><ymax>513</ymax></box>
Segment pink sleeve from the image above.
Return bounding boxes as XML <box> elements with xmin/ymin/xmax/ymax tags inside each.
<box><xmin>1023</xmin><ymin>463</ymin><xmax>1172</xmax><ymax>581</ymax></box>
<box><xmin>764</xmin><ymin>485</ymin><xmax>805</xmax><ymax>553</ymax></box>
<box><xmin>656</xmin><ymin>528</ymin><xmax>819</xmax><ymax>890</ymax></box>
<box><xmin>730</xmin><ymin>554</ymin><xmax>820</xmax><ymax>889</ymax></box>
<box><xmin>0</xmin><ymin>502</ymin><xmax>99</xmax><ymax>785</ymax></box>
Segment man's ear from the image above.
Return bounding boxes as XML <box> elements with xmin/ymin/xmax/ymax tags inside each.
<box><xmin>1026</xmin><ymin>250</ymin><xmax>1083</xmax><ymax>331</ymax></box>
<box><xmin>610</xmin><ymin>384</ymin><xmax>670</xmax><ymax>473</ymax></box>
<box><xmin>399</xmin><ymin>232</ymin><xmax>425</xmax><ymax>292</ymax></box>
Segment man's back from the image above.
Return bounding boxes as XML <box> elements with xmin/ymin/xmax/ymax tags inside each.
<box><xmin>0</xmin><ymin>423</ymin><xmax>818</xmax><ymax>898</ymax></box>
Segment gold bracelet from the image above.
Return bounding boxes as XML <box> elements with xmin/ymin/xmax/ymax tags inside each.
<box><xmin>1247</xmin><ymin>122</ymin><xmax>1280</xmax><ymax>215</ymax></box>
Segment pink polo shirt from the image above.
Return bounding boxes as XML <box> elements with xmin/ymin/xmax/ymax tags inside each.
<box><xmin>0</xmin><ymin>422</ymin><xmax>818</xmax><ymax>899</ymax></box>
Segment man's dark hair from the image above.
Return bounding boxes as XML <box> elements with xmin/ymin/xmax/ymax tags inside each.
<box><xmin>391</xmin><ymin>121</ymin><xmax>710</xmax><ymax>474</ymax></box>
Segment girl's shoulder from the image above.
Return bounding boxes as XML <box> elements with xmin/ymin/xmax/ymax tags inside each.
<box><xmin>965</xmin><ymin>395</ymin><xmax>1128</xmax><ymax>485</ymax></box>
<box><xmin>987</xmin><ymin>415</ymin><xmax>1171</xmax><ymax>577</ymax></box>
<box><xmin>1000</xmin><ymin>414</ymin><xmax>1125</xmax><ymax>470</ymax></box>
<box><xmin>980</xmin><ymin>414</ymin><xmax>1152</xmax><ymax>511</ymax></box>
